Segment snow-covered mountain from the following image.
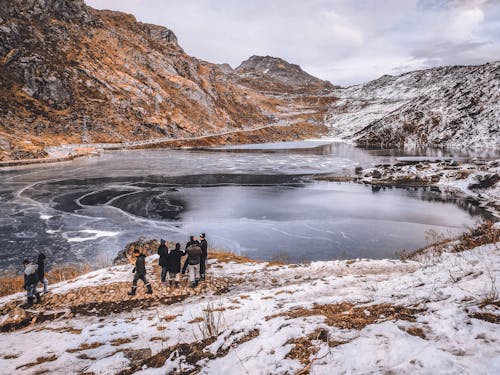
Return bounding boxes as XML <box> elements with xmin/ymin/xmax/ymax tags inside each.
<box><xmin>326</xmin><ymin>62</ymin><xmax>500</xmax><ymax>148</ymax></box>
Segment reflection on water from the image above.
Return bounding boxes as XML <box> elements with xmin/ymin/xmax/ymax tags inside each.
<box><xmin>0</xmin><ymin>140</ymin><xmax>494</xmax><ymax>267</ymax></box>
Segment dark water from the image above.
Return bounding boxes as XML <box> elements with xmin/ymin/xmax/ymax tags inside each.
<box><xmin>0</xmin><ymin>141</ymin><xmax>494</xmax><ymax>267</ymax></box>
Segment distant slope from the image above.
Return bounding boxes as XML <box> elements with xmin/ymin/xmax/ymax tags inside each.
<box><xmin>232</xmin><ymin>55</ymin><xmax>334</xmax><ymax>94</ymax></box>
<box><xmin>326</xmin><ymin>62</ymin><xmax>500</xmax><ymax>148</ymax></box>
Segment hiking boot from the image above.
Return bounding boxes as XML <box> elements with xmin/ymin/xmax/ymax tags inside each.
<box><xmin>35</xmin><ymin>293</ymin><xmax>42</xmax><ymax>304</ymax></box>
<box><xmin>146</xmin><ymin>284</ymin><xmax>153</xmax><ymax>294</ymax></box>
<box><xmin>200</xmin><ymin>274</ymin><xmax>205</xmax><ymax>281</ymax></box>
<box><xmin>127</xmin><ymin>289</ymin><xmax>136</xmax><ymax>296</ymax></box>
<box><xmin>190</xmin><ymin>281</ymin><xmax>197</xmax><ymax>288</ymax></box>
<box><xmin>21</xmin><ymin>297</ymin><xmax>34</xmax><ymax>309</ymax></box>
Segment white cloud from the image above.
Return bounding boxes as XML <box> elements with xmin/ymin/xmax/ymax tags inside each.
<box><xmin>446</xmin><ymin>7</ymin><xmax>484</xmax><ymax>41</ymax></box>
<box><xmin>319</xmin><ymin>10</ymin><xmax>364</xmax><ymax>46</ymax></box>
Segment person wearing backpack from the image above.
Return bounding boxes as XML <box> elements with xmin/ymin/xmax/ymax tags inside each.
<box><xmin>181</xmin><ymin>236</ymin><xmax>197</xmax><ymax>274</ymax></box>
<box><xmin>157</xmin><ymin>239</ymin><xmax>169</xmax><ymax>285</ymax></box>
<box><xmin>22</xmin><ymin>259</ymin><xmax>42</xmax><ymax>308</ymax></box>
<box><xmin>37</xmin><ymin>253</ymin><xmax>49</xmax><ymax>294</ymax></box>
<box><xmin>185</xmin><ymin>241</ymin><xmax>202</xmax><ymax>288</ymax></box>
<box><xmin>128</xmin><ymin>248</ymin><xmax>153</xmax><ymax>295</ymax></box>
<box><xmin>166</xmin><ymin>243</ymin><xmax>184</xmax><ymax>287</ymax></box>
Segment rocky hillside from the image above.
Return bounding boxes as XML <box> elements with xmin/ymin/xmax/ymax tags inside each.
<box><xmin>231</xmin><ymin>55</ymin><xmax>334</xmax><ymax>94</ymax></box>
<box><xmin>326</xmin><ymin>62</ymin><xmax>500</xmax><ymax>148</ymax></box>
<box><xmin>1</xmin><ymin>0</ymin><xmax>318</xmax><ymax>161</ymax></box>
<box><xmin>0</xmin><ymin>0</ymin><xmax>497</xmax><ymax>161</ymax></box>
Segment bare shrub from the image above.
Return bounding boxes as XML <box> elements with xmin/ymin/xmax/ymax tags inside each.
<box><xmin>195</xmin><ymin>302</ymin><xmax>225</xmax><ymax>339</ymax></box>
<box><xmin>269</xmin><ymin>251</ymin><xmax>290</xmax><ymax>265</ymax></box>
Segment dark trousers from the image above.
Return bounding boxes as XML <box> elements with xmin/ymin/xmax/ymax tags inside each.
<box><xmin>182</xmin><ymin>259</ymin><xmax>188</xmax><ymax>274</ymax></box>
<box><xmin>132</xmin><ymin>273</ymin><xmax>150</xmax><ymax>289</ymax></box>
<box><xmin>200</xmin><ymin>254</ymin><xmax>207</xmax><ymax>276</ymax></box>
<box><xmin>160</xmin><ymin>267</ymin><xmax>168</xmax><ymax>282</ymax></box>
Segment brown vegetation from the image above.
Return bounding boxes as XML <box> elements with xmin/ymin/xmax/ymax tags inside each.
<box><xmin>0</xmin><ymin>263</ymin><xmax>92</xmax><ymax>297</ymax></box>
<box><xmin>267</xmin><ymin>302</ymin><xmax>424</xmax><ymax>330</ymax></box>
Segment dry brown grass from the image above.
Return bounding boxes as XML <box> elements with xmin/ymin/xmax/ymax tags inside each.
<box><xmin>267</xmin><ymin>302</ymin><xmax>424</xmax><ymax>330</ymax></box>
<box><xmin>286</xmin><ymin>328</ymin><xmax>347</xmax><ymax>374</ymax></box>
<box><xmin>469</xmin><ymin>312</ymin><xmax>500</xmax><ymax>324</ymax></box>
<box><xmin>402</xmin><ymin>220</ymin><xmax>499</xmax><ymax>261</ymax></box>
<box><xmin>15</xmin><ymin>355</ymin><xmax>58</xmax><ymax>369</ymax></box>
<box><xmin>209</xmin><ymin>250</ymin><xmax>254</xmax><ymax>264</ymax></box>
<box><xmin>110</xmin><ymin>338</ymin><xmax>133</xmax><ymax>346</ymax></box>
<box><xmin>66</xmin><ymin>342</ymin><xmax>104</xmax><ymax>353</ymax></box>
<box><xmin>0</xmin><ymin>264</ymin><xmax>93</xmax><ymax>297</ymax></box>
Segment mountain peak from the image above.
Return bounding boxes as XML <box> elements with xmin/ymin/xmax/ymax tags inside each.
<box><xmin>234</xmin><ymin>55</ymin><xmax>334</xmax><ymax>93</ymax></box>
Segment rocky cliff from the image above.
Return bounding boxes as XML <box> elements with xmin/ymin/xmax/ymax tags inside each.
<box><xmin>326</xmin><ymin>62</ymin><xmax>500</xmax><ymax>148</ymax></box>
<box><xmin>0</xmin><ymin>0</ymin><xmax>287</xmax><ymax>160</ymax></box>
<box><xmin>0</xmin><ymin>0</ymin><xmax>498</xmax><ymax>161</ymax></box>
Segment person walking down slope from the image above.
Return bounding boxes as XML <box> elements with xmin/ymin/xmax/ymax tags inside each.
<box><xmin>21</xmin><ymin>259</ymin><xmax>42</xmax><ymax>309</ymax></box>
<box><xmin>157</xmin><ymin>239</ymin><xmax>169</xmax><ymax>285</ymax></box>
<box><xmin>199</xmin><ymin>233</ymin><xmax>208</xmax><ymax>281</ymax></box>
<box><xmin>128</xmin><ymin>249</ymin><xmax>153</xmax><ymax>295</ymax></box>
<box><xmin>182</xmin><ymin>236</ymin><xmax>197</xmax><ymax>275</ymax></box>
<box><xmin>166</xmin><ymin>243</ymin><xmax>184</xmax><ymax>287</ymax></box>
<box><xmin>37</xmin><ymin>253</ymin><xmax>49</xmax><ymax>294</ymax></box>
<box><xmin>186</xmin><ymin>241</ymin><xmax>202</xmax><ymax>288</ymax></box>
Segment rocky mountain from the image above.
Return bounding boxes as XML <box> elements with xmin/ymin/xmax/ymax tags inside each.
<box><xmin>232</xmin><ymin>55</ymin><xmax>334</xmax><ymax>94</ymax></box>
<box><xmin>326</xmin><ymin>62</ymin><xmax>500</xmax><ymax>148</ymax></box>
<box><xmin>0</xmin><ymin>0</ymin><xmax>497</xmax><ymax>161</ymax></box>
<box><xmin>1</xmin><ymin>0</ymin><xmax>319</xmax><ymax>161</ymax></box>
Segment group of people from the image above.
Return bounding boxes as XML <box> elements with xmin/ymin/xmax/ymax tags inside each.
<box><xmin>19</xmin><ymin>234</ymin><xmax>209</xmax><ymax>308</ymax></box>
<box><xmin>128</xmin><ymin>233</ymin><xmax>208</xmax><ymax>295</ymax></box>
<box><xmin>21</xmin><ymin>253</ymin><xmax>48</xmax><ymax>308</ymax></box>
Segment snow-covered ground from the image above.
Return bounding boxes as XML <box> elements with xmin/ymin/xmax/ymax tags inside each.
<box><xmin>0</xmin><ymin>240</ymin><xmax>499</xmax><ymax>374</ymax></box>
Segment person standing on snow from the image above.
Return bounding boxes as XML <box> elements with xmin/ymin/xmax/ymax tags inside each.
<box><xmin>182</xmin><ymin>236</ymin><xmax>198</xmax><ymax>274</ymax></box>
<box><xmin>157</xmin><ymin>239</ymin><xmax>169</xmax><ymax>285</ymax></box>
<box><xmin>199</xmin><ymin>233</ymin><xmax>208</xmax><ymax>281</ymax></box>
<box><xmin>128</xmin><ymin>248</ymin><xmax>153</xmax><ymax>295</ymax></box>
<box><xmin>166</xmin><ymin>243</ymin><xmax>184</xmax><ymax>287</ymax></box>
<box><xmin>22</xmin><ymin>259</ymin><xmax>42</xmax><ymax>308</ymax></box>
<box><xmin>37</xmin><ymin>253</ymin><xmax>49</xmax><ymax>294</ymax></box>
<box><xmin>185</xmin><ymin>241</ymin><xmax>202</xmax><ymax>288</ymax></box>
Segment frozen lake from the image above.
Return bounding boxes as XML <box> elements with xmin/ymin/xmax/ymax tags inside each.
<box><xmin>0</xmin><ymin>141</ymin><xmax>492</xmax><ymax>267</ymax></box>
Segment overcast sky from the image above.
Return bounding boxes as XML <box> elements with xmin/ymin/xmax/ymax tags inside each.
<box><xmin>86</xmin><ymin>0</ymin><xmax>500</xmax><ymax>86</ymax></box>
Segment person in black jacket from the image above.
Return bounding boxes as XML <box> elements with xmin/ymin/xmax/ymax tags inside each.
<box><xmin>157</xmin><ymin>239</ymin><xmax>169</xmax><ymax>284</ymax></box>
<box><xmin>21</xmin><ymin>259</ymin><xmax>42</xmax><ymax>308</ymax></box>
<box><xmin>166</xmin><ymin>243</ymin><xmax>184</xmax><ymax>287</ymax></box>
<box><xmin>128</xmin><ymin>249</ymin><xmax>153</xmax><ymax>295</ymax></box>
<box><xmin>182</xmin><ymin>236</ymin><xmax>197</xmax><ymax>274</ymax></box>
<box><xmin>199</xmin><ymin>233</ymin><xmax>208</xmax><ymax>281</ymax></box>
<box><xmin>37</xmin><ymin>253</ymin><xmax>49</xmax><ymax>294</ymax></box>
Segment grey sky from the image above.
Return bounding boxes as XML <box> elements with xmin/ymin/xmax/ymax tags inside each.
<box><xmin>86</xmin><ymin>0</ymin><xmax>500</xmax><ymax>86</ymax></box>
